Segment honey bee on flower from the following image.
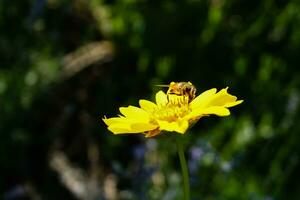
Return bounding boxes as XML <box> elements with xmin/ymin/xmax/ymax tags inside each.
<box><xmin>103</xmin><ymin>82</ymin><xmax>243</xmax><ymax>137</ymax></box>
<box><xmin>158</xmin><ymin>82</ymin><xmax>196</xmax><ymax>103</ymax></box>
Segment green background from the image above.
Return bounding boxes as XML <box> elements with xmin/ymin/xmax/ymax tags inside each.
<box><xmin>1</xmin><ymin>0</ymin><xmax>300</xmax><ymax>199</ymax></box>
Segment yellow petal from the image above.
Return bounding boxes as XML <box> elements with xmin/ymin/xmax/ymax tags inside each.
<box><xmin>102</xmin><ymin>116</ymin><xmax>128</xmax><ymax>126</ymax></box>
<box><xmin>224</xmin><ymin>100</ymin><xmax>244</xmax><ymax>107</ymax></box>
<box><xmin>186</xmin><ymin>106</ymin><xmax>230</xmax><ymax>120</ymax></box>
<box><xmin>190</xmin><ymin>88</ymin><xmax>217</xmax><ymax>109</ymax></box>
<box><xmin>106</xmin><ymin>119</ymin><xmax>157</xmax><ymax>134</ymax></box>
<box><xmin>139</xmin><ymin>99</ymin><xmax>157</xmax><ymax>112</ymax></box>
<box><xmin>119</xmin><ymin>106</ymin><xmax>150</xmax><ymax>121</ymax></box>
<box><xmin>191</xmin><ymin>87</ymin><xmax>242</xmax><ymax>111</ymax></box>
<box><xmin>157</xmin><ymin>120</ymin><xmax>189</xmax><ymax>134</ymax></box>
<box><xmin>156</xmin><ymin>90</ymin><xmax>168</xmax><ymax>106</ymax></box>
<box><xmin>207</xmin><ymin>87</ymin><xmax>237</xmax><ymax>107</ymax></box>
<box><xmin>202</xmin><ymin>106</ymin><xmax>230</xmax><ymax>116</ymax></box>
<box><xmin>130</xmin><ymin>122</ymin><xmax>158</xmax><ymax>132</ymax></box>
<box><xmin>107</xmin><ymin>123</ymin><xmax>132</xmax><ymax>134</ymax></box>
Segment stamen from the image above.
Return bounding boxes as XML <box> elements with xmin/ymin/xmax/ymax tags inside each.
<box><xmin>152</xmin><ymin>93</ymin><xmax>191</xmax><ymax>122</ymax></box>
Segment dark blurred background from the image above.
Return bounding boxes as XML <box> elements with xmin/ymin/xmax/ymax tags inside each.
<box><xmin>1</xmin><ymin>0</ymin><xmax>300</xmax><ymax>199</ymax></box>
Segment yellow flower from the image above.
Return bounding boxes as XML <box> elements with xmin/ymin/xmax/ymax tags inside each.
<box><xmin>103</xmin><ymin>84</ymin><xmax>243</xmax><ymax>137</ymax></box>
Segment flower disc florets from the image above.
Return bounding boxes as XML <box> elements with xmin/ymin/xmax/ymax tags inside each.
<box><xmin>153</xmin><ymin>95</ymin><xmax>190</xmax><ymax>122</ymax></box>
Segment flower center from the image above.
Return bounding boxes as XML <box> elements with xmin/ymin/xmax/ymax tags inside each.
<box><xmin>153</xmin><ymin>94</ymin><xmax>191</xmax><ymax>122</ymax></box>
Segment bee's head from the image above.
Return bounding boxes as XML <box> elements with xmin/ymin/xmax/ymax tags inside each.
<box><xmin>168</xmin><ymin>82</ymin><xmax>181</xmax><ymax>95</ymax></box>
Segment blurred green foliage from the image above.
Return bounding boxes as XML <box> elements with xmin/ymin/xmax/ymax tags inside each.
<box><xmin>1</xmin><ymin>0</ymin><xmax>300</xmax><ymax>199</ymax></box>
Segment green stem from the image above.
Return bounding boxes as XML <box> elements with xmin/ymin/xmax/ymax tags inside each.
<box><xmin>176</xmin><ymin>136</ymin><xmax>190</xmax><ymax>200</ymax></box>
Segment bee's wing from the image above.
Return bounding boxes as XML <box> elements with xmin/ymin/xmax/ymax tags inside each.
<box><xmin>155</xmin><ymin>84</ymin><xmax>169</xmax><ymax>87</ymax></box>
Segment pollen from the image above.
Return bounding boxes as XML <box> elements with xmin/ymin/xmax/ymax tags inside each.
<box><xmin>153</xmin><ymin>94</ymin><xmax>191</xmax><ymax>122</ymax></box>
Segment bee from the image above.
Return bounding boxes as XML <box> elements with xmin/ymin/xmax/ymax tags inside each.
<box><xmin>157</xmin><ymin>82</ymin><xmax>197</xmax><ymax>103</ymax></box>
